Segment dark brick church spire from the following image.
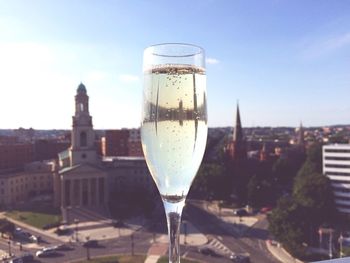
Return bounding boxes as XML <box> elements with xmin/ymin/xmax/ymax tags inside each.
<box><xmin>225</xmin><ymin>103</ymin><xmax>247</xmax><ymax>161</ymax></box>
<box><xmin>233</xmin><ymin>103</ymin><xmax>243</xmax><ymax>142</ymax></box>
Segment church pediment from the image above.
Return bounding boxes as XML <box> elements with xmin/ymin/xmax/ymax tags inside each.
<box><xmin>59</xmin><ymin>163</ymin><xmax>105</xmax><ymax>176</ymax></box>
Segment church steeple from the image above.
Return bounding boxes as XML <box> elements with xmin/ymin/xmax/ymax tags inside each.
<box><xmin>297</xmin><ymin>122</ymin><xmax>305</xmax><ymax>146</ymax></box>
<box><xmin>233</xmin><ymin>103</ymin><xmax>243</xmax><ymax>142</ymax></box>
<box><xmin>225</xmin><ymin>103</ymin><xmax>247</xmax><ymax>161</ymax></box>
<box><xmin>296</xmin><ymin>122</ymin><xmax>306</xmax><ymax>152</ymax></box>
<box><xmin>70</xmin><ymin>83</ymin><xmax>97</xmax><ymax>166</ymax></box>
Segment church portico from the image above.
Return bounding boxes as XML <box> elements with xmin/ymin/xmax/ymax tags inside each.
<box><xmin>60</xmin><ymin>164</ymin><xmax>108</xmax><ymax>208</ymax></box>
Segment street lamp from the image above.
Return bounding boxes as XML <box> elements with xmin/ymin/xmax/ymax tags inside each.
<box><xmin>7</xmin><ymin>238</ymin><xmax>11</xmax><ymax>257</ymax></box>
<box><xmin>318</xmin><ymin>228</ymin><xmax>323</xmax><ymax>249</ymax></box>
<box><xmin>339</xmin><ymin>233</ymin><xmax>344</xmax><ymax>258</ymax></box>
<box><xmin>85</xmin><ymin>236</ymin><xmax>90</xmax><ymax>260</ymax></box>
<box><xmin>183</xmin><ymin>221</ymin><xmax>187</xmax><ymax>245</ymax></box>
<box><xmin>329</xmin><ymin>230</ymin><xmax>333</xmax><ymax>259</ymax></box>
<box><xmin>131</xmin><ymin>234</ymin><xmax>134</xmax><ymax>256</ymax></box>
<box><xmin>74</xmin><ymin>218</ymin><xmax>79</xmax><ymax>242</ymax></box>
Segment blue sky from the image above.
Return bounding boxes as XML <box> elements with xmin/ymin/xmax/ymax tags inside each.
<box><xmin>0</xmin><ymin>0</ymin><xmax>349</xmax><ymax>129</ymax></box>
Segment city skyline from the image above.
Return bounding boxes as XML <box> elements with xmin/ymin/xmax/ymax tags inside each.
<box><xmin>1</xmin><ymin>1</ymin><xmax>350</xmax><ymax>129</ymax></box>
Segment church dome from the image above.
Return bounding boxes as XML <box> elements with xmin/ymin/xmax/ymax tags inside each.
<box><xmin>77</xmin><ymin>83</ymin><xmax>87</xmax><ymax>94</ymax></box>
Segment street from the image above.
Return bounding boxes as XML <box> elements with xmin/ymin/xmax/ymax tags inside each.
<box><xmin>185</xmin><ymin>202</ymin><xmax>280</xmax><ymax>263</ymax></box>
<box><xmin>0</xmin><ymin>203</ymin><xmax>281</xmax><ymax>263</ymax></box>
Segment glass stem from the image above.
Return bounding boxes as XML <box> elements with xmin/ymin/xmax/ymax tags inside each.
<box><xmin>163</xmin><ymin>199</ymin><xmax>185</xmax><ymax>263</ymax></box>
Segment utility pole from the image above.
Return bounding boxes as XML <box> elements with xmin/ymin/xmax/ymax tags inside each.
<box><xmin>339</xmin><ymin>233</ymin><xmax>343</xmax><ymax>258</ymax></box>
<box><xmin>131</xmin><ymin>234</ymin><xmax>134</xmax><ymax>256</ymax></box>
<box><xmin>183</xmin><ymin>221</ymin><xmax>187</xmax><ymax>245</ymax></box>
<box><xmin>74</xmin><ymin>219</ymin><xmax>79</xmax><ymax>242</ymax></box>
<box><xmin>329</xmin><ymin>230</ymin><xmax>333</xmax><ymax>259</ymax></box>
<box><xmin>7</xmin><ymin>238</ymin><xmax>12</xmax><ymax>257</ymax></box>
<box><xmin>85</xmin><ymin>236</ymin><xmax>90</xmax><ymax>260</ymax></box>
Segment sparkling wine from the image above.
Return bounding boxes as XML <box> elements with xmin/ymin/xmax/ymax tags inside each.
<box><xmin>141</xmin><ymin>65</ymin><xmax>208</xmax><ymax>202</ymax></box>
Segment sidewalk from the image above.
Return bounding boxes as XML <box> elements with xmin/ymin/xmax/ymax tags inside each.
<box><xmin>266</xmin><ymin>240</ymin><xmax>304</xmax><ymax>263</ymax></box>
<box><xmin>1</xmin><ymin>213</ymin><xmax>142</xmax><ymax>248</ymax></box>
<box><xmin>144</xmin><ymin>221</ymin><xmax>207</xmax><ymax>263</ymax></box>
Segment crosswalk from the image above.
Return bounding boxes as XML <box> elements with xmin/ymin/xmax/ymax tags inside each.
<box><xmin>207</xmin><ymin>238</ymin><xmax>233</xmax><ymax>256</ymax></box>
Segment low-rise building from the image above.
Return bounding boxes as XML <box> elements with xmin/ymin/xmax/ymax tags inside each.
<box><xmin>0</xmin><ymin>161</ymin><xmax>54</xmax><ymax>206</ymax></box>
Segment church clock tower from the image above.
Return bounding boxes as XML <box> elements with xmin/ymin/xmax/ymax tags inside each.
<box><xmin>70</xmin><ymin>83</ymin><xmax>97</xmax><ymax>166</ymax></box>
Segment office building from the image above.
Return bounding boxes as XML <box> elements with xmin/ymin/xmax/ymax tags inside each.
<box><xmin>323</xmin><ymin>144</ymin><xmax>350</xmax><ymax>214</ymax></box>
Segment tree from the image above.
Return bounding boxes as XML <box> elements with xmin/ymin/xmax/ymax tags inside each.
<box><xmin>272</xmin><ymin>149</ymin><xmax>305</xmax><ymax>189</ymax></box>
<box><xmin>293</xmin><ymin>172</ymin><xmax>337</xmax><ymax>224</ymax></box>
<box><xmin>0</xmin><ymin>219</ymin><xmax>15</xmax><ymax>237</ymax></box>
<box><xmin>268</xmin><ymin>197</ymin><xmax>307</xmax><ymax>257</ymax></box>
<box><xmin>269</xmin><ymin>141</ymin><xmax>340</xmax><ymax>257</ymax></box>
<box><xmin>190</xmin><ymin>163</ymin><xmax>231</xmax><ymax>200</ymax></box>
<box><xmin>247</xmin><ymin>175</ymin><xmax>274</xmax><ymax>208</ymax></box>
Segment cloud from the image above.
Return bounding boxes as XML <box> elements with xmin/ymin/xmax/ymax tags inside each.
<box><xmin>300</xmin><ymin>32</ymin><xmax>350</xmax><ymax>59</ymax></box>
<box><xmin>206</xmin><ymin>57</ymin><xmax>220</xmax><ymax>65</ymax></box>
<box><xmin>322</xmin><ymin>33</ymin><xmax>350</xmax><ymax>51</ymax></box>
<box><xmin>118</xmin><ymin>74</ymin><xmax>140</xmax><ymax>83</ymax></box>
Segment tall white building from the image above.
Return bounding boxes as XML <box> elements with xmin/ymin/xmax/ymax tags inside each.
<box><xmin>323</xmin><ymin>144</ymin><xmax>350</xmax><ymax>214</ymax></box>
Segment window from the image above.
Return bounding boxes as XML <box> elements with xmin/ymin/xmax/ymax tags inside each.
<box><xmin>325</xmin><ymin>156</ymin><xmax>350</xmax><ymax>161</ymax></box>
<box><xmin>325</xmin><ymin>149</ymin><xmax>350</xmax><ymax>153</ymax></box>
<box><xmin>80</xmin><ymin>131</ymin><xmax>87</xmax><ymax>147</ymax></box>
<box><xmin>325</xmin><ymin>164</ymin><xmax>350</xmax><ymax>169</ymax></box>
<box><xmin>326</xmin><ymin>172</ymin><xmax>350</xmax><ymax>176</ymax></box>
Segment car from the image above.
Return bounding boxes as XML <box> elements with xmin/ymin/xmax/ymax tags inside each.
<box><xmin>35</xmin><ymin>247</ymin><xmax>56</xmax><ymax>257</ymax></box>
<box><xmin>14</xmin><ymin>228</ymin><xmax>38</xmax><ymax>243</ymax></box>
<box><xmin>20</xmin><ymin>253</ymin><xmax>34</xmax><ymax>262</ymax></box>
<box><xmin>11</xmin><ymin>253</ymin><xmax>34</xmax><ymax>263</ymax></box>
<box><xmin>55</xmin><ymin>243</ymin><xmax>73</xmax><ymax>251</ymax></box>
<box><xmin>9</xmin><ymin>258</ymin><xmax>23</xmax><ymax>263</ymax></box>
<box><xmin>197</xmin><ymin>246</ymin><xmax>221</xmax><ymax>257</ymax></box>
<box><xmin>29</xmin><ymin>235</ymin><xmax>38</xmax><ymax>243</ymax></box>
<box><xmin>83</xmin><ymin>239</ymin><xmax>98</xmax><ymax>248</ymax></box>
<box><xmin>230</xmin><ymin>254</ymin><xmax>250</xmax><ymax>263</ymax></box>
<box><xmin>260</xmin><ymin>206</ymin><xmax>273</xmax><ymax>213</ymax></box>
<box><xmin>234</xmin><ymin>209</ymin><xmax>248</xmax><ymax>217</ymax></box>
<box><xmin>112</xmin><ymin>220</ymin><xmax>126</xmax><ymax>228</ymax></box>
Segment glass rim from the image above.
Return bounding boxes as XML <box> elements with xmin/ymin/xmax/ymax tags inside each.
<box><xmin>145</xmin><ymin>43</ymin><xmax>204</xmax><ymax>58</ymax></box>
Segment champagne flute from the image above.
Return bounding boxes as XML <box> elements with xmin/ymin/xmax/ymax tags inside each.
<box><xmin>141</xmin><ymin>43</ymin><xmax>207</xmax><ymax>263</ymax></box>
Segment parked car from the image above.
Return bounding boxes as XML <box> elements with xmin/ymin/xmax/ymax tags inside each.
<box><xmin>197</xmin><ymin>246</ymin><xmax>221</xmax><ymax>257</ymax></box>
<box><xmin>9</xmin><ymin>258</ymin><xmax>23</xmax><ymax>263</ymax></box>
<box><xmin>14</xmin><ymin>228</ymin><xmax>38</xmax><ymax>243</ymax></box>
<box><xmin>55</xmin><ymin>243</ymin><xmax>73</xmax><ymax>251</ymax></box>
<box><xmin>234</xmin><ymin>209</ymin><xmax>248</xmax><ymax>217</ymax></box>
<box><xmin>55</xmin><ymin>224</ymin><xmax>71</xmax><ymax>235</ymax></box>
<box><xmin>11</xmin><ymin>253</ymin><xmax>34</xmax><ymax>263</ymax></box>
<box><xmin>230</xmin><ymin>254</ymin><xmax>250</xmax><ymax>263</ymax></box>
<box><xmin>35</xmin><ymin>247</ymin><xmax>56</xmax><ymax>257</ymax></box>
<box><xmin>83</xmin><ymin>239</ymin><xmax>98</xmax><ymax>248</ymax></box>
<box><xmin>112</xmin><ymin>220</ymin><xmax>126</xmax><ymax>228</ymax></box>
<box><xmin>260</xmin><ymin>206</ymin><xmax>273</xmax><ymax>213</ymax></box>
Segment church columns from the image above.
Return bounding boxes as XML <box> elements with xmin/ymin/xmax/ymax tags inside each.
<box><xmin>88</xmin><ymin>179</ymin><xmax>92</xmax><ymax>206</ymax></box>
<box><xmin>79</xmin><ymin>179</ymin><xmax>83</xmax><ymax>206</ymax></box>
<box><xmin>70</xmin><ymin>179</ymin><xmax>74</xmax><ymax>207</ymax></box>
<box><xmin>61</xmin><ymin>178</ymin><xmax>66</xmax><ymax>207</ymax></box>
<box><xmin>96</xmin><ymin>178</ymin><xmax>100</xmax><ymax>205</ymax></box>
<box><xmin>61</xmin><ymin>175</ymin><xmax>105</xmax><ymax>208</ymax></box>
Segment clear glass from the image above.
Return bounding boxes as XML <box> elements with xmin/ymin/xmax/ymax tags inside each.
<box><xmin>141</xmin><ymin>43</ymin><xmax>208</xmax><ymax>263</ymax></box>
